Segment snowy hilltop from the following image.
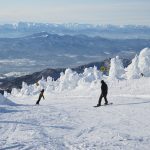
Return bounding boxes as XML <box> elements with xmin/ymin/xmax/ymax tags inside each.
<box><xmin>1</xmin><ymin>47</ymin><xmax>150</xmax><ymax>150</ymax></box>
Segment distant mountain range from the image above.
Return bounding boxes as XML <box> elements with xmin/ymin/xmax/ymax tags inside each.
<box><xmin>0</xmin><ymin>31</ymin><xmax>150</xmax><ymax>74</ymax></box>
<box><xmin>0</xmin><ymin>32</ymin><xmax>150</xmax><ymax>74</ymax></box>
<box><xmin>0</xmin><ymin>22</ymin><xmax>150</xmax><ymax>39</ymax></box>
<box><xmin>0</xmin><ymin>22</ymin><xmax>150</xmax><ymax>77</ymax></box>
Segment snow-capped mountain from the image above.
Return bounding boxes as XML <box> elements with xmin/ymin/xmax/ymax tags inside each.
<box><xmin>0</xmin><ymin>22</ymin><xmax>150</xmax><ymax>39</ymax></box>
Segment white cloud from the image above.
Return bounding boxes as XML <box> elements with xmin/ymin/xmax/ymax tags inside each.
<box><xmin>0</xmin><ymin>59</ymin><xmax>36</xmax><ymax>66</ymax></box>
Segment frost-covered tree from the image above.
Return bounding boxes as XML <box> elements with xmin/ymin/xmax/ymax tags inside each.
<box><xmin>81</xmin><ymin>66</ymin><xmax>102</xmax><ymax>82</ymax></box>
<box><xmin>38</xmin><ymin>76</ymin><xmax>47</xmax><ymax>90</ymax></box>
<box><xmin>125</xmin><ymin>55</ymin><xmax>140</xmax><ymax>79</ymax></box>
<box><xmin>11</xmin><ymin>88</ymin><xmax>20</xmax><ymax>96</ymax></box>
<box><xmin>109</xmin><ymin>56</ymin><xmax>125</xmax><ymax>79</ymax></box>
<box><xmin>58</xmin><ymin>68</ymin><xmax>79</xmax><ymax>91</ymax></box>
<box><xmin>93</xmin><ymin>66</ymin><xmax>102</xmax><ymax>80</ymax></box>
<box><xmin>4</xmin><ymin>91</ymin><xmax>9</xmax><ymax>97</ymax></box>
<box><xmin>20</xmin><ymin>82</ymin><xmax>34</xmax><ymax>95</ymax></box>
<box><xmin>46</xmin><ymin>76</ymin><xmax>55</xmax><ymax>92</ymax></box>
<box><xmin>138</xmin><ymin>47</ymin><xmax>150</xmax><ymax>77</ymax></box>
<box><xmin>78</xmin><ymin>66</ymin><xmax>102</xmax><ymax>87</ymax></box>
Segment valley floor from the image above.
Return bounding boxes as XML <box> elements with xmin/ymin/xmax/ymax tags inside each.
<box><xmin>0</xmin><ymin>91</ymin><xmax>150</xmax><ymax>150</ymax></box>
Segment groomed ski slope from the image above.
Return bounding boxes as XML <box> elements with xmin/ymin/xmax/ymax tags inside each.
<box><xmin>0</xmin><ymin>79</ymin><xmax>150</xmax><ymax>150</ymax></box>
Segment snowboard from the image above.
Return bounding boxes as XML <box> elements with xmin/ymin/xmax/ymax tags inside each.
<box><xmin>93</xmin><ymin>103</ymin><xmax>113</xmax><ymax>107</ymax></box>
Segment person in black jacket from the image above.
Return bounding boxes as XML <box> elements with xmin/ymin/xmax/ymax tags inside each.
<box><xmin>97</xmin><ymin>80</ymin><xmax>108</xmax><ymax>106</ymax></box>
<box><xmin>36</xmin><ymin>89</ymin><xmax>45</xmax><ymax>105</ymax></box>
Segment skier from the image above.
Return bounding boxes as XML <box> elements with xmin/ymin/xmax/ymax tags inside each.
<box><xmin>96</xmin><ymin>80</ymin><xmax>108</xmax><ymax>106</ymax></box>
<box><xmin>36</xmin><ymin>89</ymin><xmax>45</xmax><ymax>105</ymax></box>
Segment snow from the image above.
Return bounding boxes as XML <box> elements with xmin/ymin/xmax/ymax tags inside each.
<box><xmin>0</xmin><ymin>48</ymin><xmax>150</xmax><ymax>149</ymax></box>
<box><xmin>0</xmin><ymin>93</ymin><xmax>17</xmax><ymax>106</ymax></box>
<box><xmin>0</xmin><ymin>80</ymin><xmax>150</xmax><ymax>149</ymax></box>
<box><xmin>1</xmin><ymin>77</ymin><xmax>150</xmax><ymax>149</ymax></box>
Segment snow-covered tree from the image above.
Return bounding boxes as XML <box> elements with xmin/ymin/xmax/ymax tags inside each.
<box><xmin>125</xmin><ymin>55</ymin><xmax>140</xmax><ymax>79</ymax></box>
<box><xmin>46</xmin><ymin>76</ymin><xmax>54</xmax><ymax>92</ymax></box>
<box><xmin>58</xmin><ymin>68</ymin><xmax>79</xmax><ymax>91</ymax></box>
<box><xmin>4</xmin><ymin>91</ymin><xmax>8</xmax><ymax>97</ymax></box>
<box><xmin>138</xmin><ymin>47</ymin><xmax>150</xmax><ymax>77</ymax></box>
<box><xmin>77</xmin><ymin>66</ymin><xmax>102</xmax><ymax>88</ymax></box>
<box><xmin>38</xmin><ymin>76</ymin><xmax>47</xmax><ymax>90</ymax></box>
<box><xmin>81</xmin><ymin>66</ymin><xmax>102</xmax><ymax>82</ymax></box>
<box><xmin>109</xmin><ymin>56</ymin><xmax>125</xmax><ymax>79</ymax></box>
<box><xmin>93</xmin><ymin>66</ymin><xmax>102</xmax><ymax>80</ymax></box>
<box><xmin>11</xmin><ymin>88</ymin><xmax>20</xmax><ymax>96</ymax></box>
<box><xmin>20</xmin><ymin>82</ymin><xmax>32</xmax><ymax>95</ymax></box>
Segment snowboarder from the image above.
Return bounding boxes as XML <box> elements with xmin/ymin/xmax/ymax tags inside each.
<box><xmin>96</xmin><ymin>80</ymin><xmax>108</xmax><ymax>106</ymax></box>
<box><xmin>140</xmin><ymin>73</ymin><xmax>144</xmax><ymax>77</ymax></box>
<box><xmin>36</xmin><ymin>89</ymin><xmax>45</xmax><ymax>105</ymax></box>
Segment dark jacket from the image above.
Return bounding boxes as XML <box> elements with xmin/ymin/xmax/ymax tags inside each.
<box><xmin>101</xmin><ymin>81</ymin><xmax>108</xmax><ymax>95</ymax></box>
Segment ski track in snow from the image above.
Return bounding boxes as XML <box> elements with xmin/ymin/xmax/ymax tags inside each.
<box><xmin>0</xmin><ymin>95</ymin><xmax>150</xmax><ymax>150</ymax></box>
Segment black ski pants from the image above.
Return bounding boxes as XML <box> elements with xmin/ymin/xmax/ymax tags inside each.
<box><xmin>98</xmin><ymin>93</ymin><xmax>108</xmax><ymax>106</ymax></box>
<box><xmin>36</xmin><ymin>95</ymin><xmax>42</xmax><ymax>105</ymax></box>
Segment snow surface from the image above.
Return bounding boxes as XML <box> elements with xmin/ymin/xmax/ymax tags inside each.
<box><xmin>0</xmin><ymin>93</ymin><xmax>17</xmax><ymax>106</ymax></box>
<box><xmin>1</xmin><ymin>77</ymin><xmax>150</xmax><ymax>150</ymax></box>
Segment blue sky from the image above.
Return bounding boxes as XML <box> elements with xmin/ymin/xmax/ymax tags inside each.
<box><xmin>0</xmin><ymin>0</ymin><xmax>150</xmax><ymax>25</ymax></box>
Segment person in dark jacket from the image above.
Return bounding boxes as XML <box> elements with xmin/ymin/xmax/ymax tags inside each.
<box><xmin>97</xmin><ymin>80</ymin><xmax>108</xmax><ymax>106</ymax></box>
<box><xmin>36</xmin><ymin>89</ymin><xmax>45</xmax><ymax>105</ymax></box>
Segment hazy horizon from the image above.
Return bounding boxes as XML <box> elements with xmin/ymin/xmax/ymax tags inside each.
<box><xmin>0</xmin><ymin>21</ymin><xmax>150</xmax><ymax>27</ymax></box>
<box><xmin>0</xmin><ymin>0</ymin><xmax>150</xmax><ymax>25</ymax></box>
